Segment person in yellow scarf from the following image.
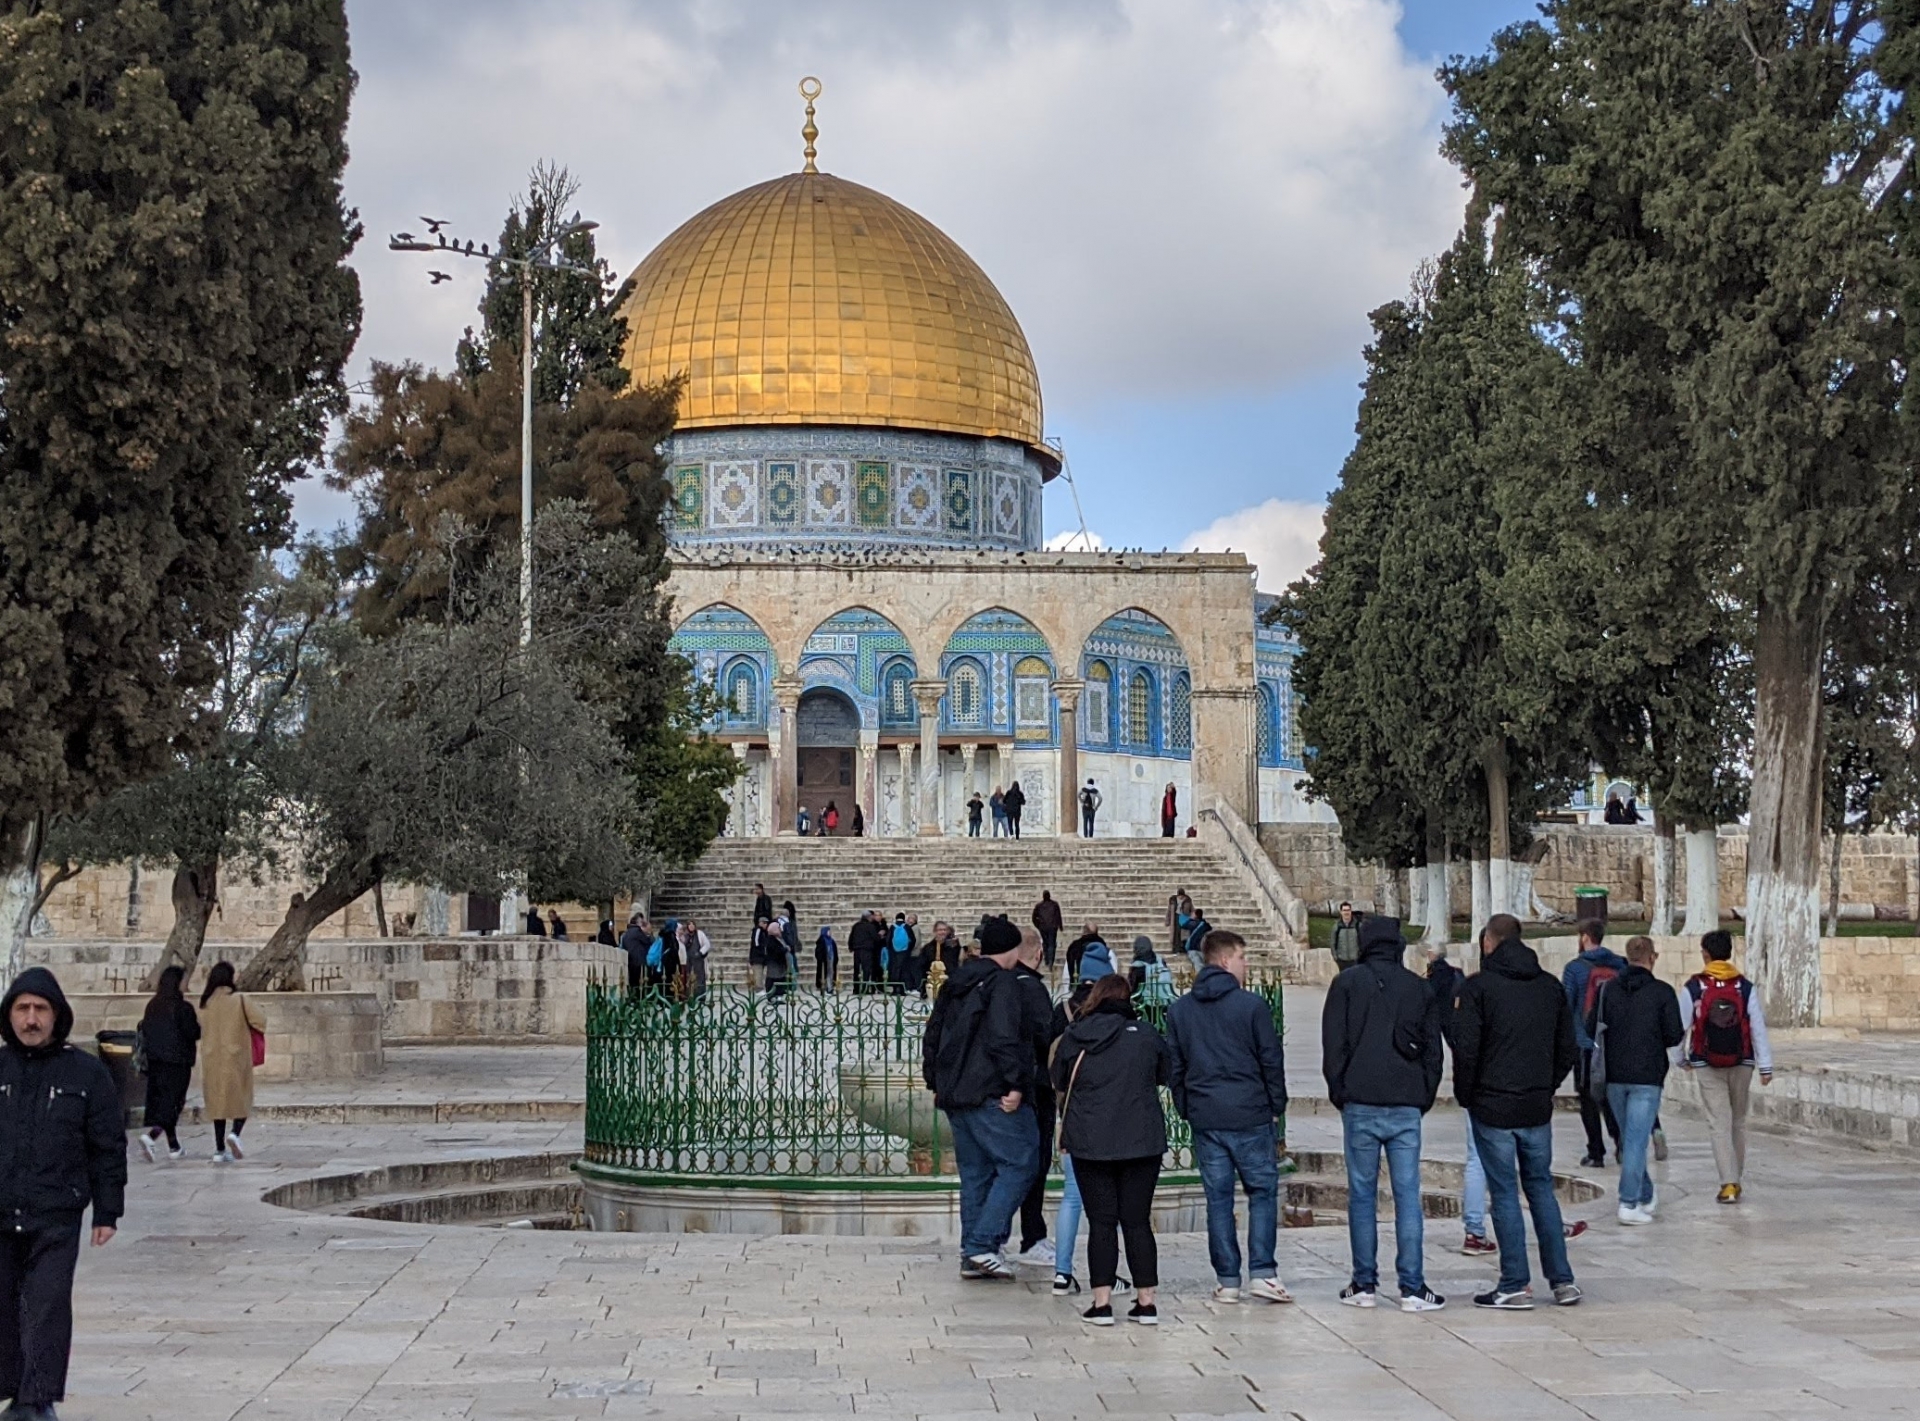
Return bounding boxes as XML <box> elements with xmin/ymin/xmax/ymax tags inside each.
<box><xmin>1677</xmin><ymin>931</ymin><xmax>1773</xmax><ymax>1203</ymax></box>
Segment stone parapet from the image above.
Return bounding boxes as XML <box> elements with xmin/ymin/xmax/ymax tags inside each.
<box><xmin>68</xmin><ymin>991</ymin><xmax>382</xmax><ymax>1080</ymax></box>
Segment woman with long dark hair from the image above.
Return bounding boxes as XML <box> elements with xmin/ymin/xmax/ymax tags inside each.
<box><xmin>199</xmin><ymin>961</ymin><xmax>264</xmax><ymax>1162</ymax></box>
<box><xmin>137</xmin><ymin>966</ymin><xmax>200</xmax><ymax>1161</ymax></box>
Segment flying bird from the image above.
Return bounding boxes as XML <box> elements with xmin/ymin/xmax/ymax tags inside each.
<box><xmin>429</xmin><ymin>271</ymin><xmax>452</xmax><ymax>285</ymax></box>
<box><xmin>421</xmin><ymin>216</ymin><xmax>449</xmax><ymax>233</ymax></box>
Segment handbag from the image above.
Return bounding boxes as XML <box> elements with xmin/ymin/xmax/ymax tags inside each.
<box><xmin>1053</xmin><ymin>1046</ymin><xmax>1087</xmax><ymax>1152</ymax></box>
<box><xmin>1586</xmin><ymin>982</ymin><xmax>1610</xmax><ymax>1102</ymax></box>
<box><xmin>249</xmin><ymin>1022</ymin><xmax>267</xmax><ymax>1068</ymax></box>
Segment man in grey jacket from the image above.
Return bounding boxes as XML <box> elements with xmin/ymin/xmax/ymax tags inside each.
<box><xmin>1165</xmin><ymin>930</ymin><xmax>1292</xmax><ymax>1305</ymax></box>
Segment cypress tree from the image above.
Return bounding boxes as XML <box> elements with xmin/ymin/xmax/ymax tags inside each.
<box><xmin>0</xmin><ymin>0</ymin><xmax>361</xmax><ymax>971</ymax></box>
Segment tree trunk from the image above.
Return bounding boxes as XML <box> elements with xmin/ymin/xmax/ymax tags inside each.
<box><xmin>0</xmin><ymin>819</ymin><xmax>41</xmax><ymax>983</ymax></box>
<box><xmin>1484</xmin><ymin>745</ymin><xmax>1511</xmax><ymax>925</ymax></box>
<box><xmin>29</xmin><ymin>860</ymin><xmax>81</xmax><ymax>925</ymax></box>
<box><xmin>125</xmin><ymin>860</ymin><xmax>144</xmax><ymax>935</ymax></box>
<box><xmin>237</xmin><ymin>856</ymin><xmax>384</xmax><ymax>992</ymax></box>
<box><xmin>1421</xmin><ymin>827</ymin><xmax>1448</xmax><ymax>945</ymax></box>
<box><xmin>1824</xmin><ymin>827</ymin><xmax>1845</xmax><ymax>939</ymax></box>
<box><xmin>373</xmin><ymin>878</ymin><xmax>389</xmax><ymax>938</ymax></box>
<box><xmin>1682</xmin><ymin>826</ymin><xmax>1721</xmax><ymax>936</ymax></box>
<box><xmin>147</xmin><ymin>863</ymin><xmax>219</xmax><ymax>990</ymax></box>
<box><xmin>1470</xmin><ymin>848</ymin><xmax>1491</xmax><ymax>943</ymax></box>
<box><xmin>1745</xmin><ymin>598</ymin><xmax>1827</xmax><ymax>1025</ymax></box>
<box><xmin>1650</xmin><ymin>814</ymin><xmax>1676</xmax><ymax>936</ymax></box>
<box><xmin>1376</xmin><ymin>863</ymin><xmax>1403</xmax><ymax>919</ymax></box>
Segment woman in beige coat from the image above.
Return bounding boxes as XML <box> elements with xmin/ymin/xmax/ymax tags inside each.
<box><xmin>198</xmin><ymin>961</ymin><xmax>264</xmax><ymax>1162</ymax></box>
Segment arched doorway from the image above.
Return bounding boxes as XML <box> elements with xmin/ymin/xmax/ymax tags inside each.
<box><xmin>796</xmin><ymin>687</ymin><xmax>859</xmax><ymax>832</ymax></box>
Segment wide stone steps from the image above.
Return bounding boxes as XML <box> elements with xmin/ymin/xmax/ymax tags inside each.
<box><xmin>651</xmin><ymin>838</ymin><xmax>1295</xmax><ymax>973</ymax></box>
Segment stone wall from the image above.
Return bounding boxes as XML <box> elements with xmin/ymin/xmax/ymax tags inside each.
<box><xmin>27</xmin><ymin>937</ymin><xmax>623</xmax><ymax>1043</ymax></box>
<box><xmin>1260</xmin><ymin>822</ymin><xmax>1919</xmax><ymax>921</ymax></box>
<box><xmin>68</xmin><ymin>991</ymin><xmax>382</xmax><ymax>1081</ymax></box>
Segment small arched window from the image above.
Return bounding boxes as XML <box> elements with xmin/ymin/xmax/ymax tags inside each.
<box><xmin>949</xmin><ymin>661</ymin><xmax>984</xmax><ymax>728</ymax></box>
<box><xmin>1256</xmin><ymin>684</ymin><xmax>1277</xmax><ymax>765</ymax></box>
<box><xmin>882</xmin><ymin>660</ymin><xmax>915</xmax><ymax>728</ymax></box>
<box><xmin>1127</xmin><ymin>669</ymin><xmax>1154</xmax><ymax>748</ymax></box>
<box><xmin>1168</xmin><ymin>672</ymin><xmax>1191</xmax><ymax>753</ymax></box>
<box><xmin>1084</xmin><ymin>661</ymin><xmax>1111</xmax><ymax>745</ymax></box>
<box><xmin>725</xmin><ymin>660</ymin><xmax>759</xmax><ymax>723</ymax></box>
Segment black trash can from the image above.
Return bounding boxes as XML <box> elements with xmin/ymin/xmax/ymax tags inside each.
<box><xmin>94</xmin><ymin>1030</ymin><xmax>146</xmax><ymax>1126</ymax></box>
<box><xmin>1573</xmin><ymin>886</ymin><xmax>1609</xmax><ymax>928</ymax></box>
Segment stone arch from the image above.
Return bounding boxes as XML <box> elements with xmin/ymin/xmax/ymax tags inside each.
<box><xmin>669</xmin><ymin>603</ymin><xmax>774</xmax><ymax>732</ymax></box>
<box><xmin>798</xmin><ymin>606</ymin><xmax>917</xmax><ymax>730</ymax></box>
<box><xmin>1081</xmin><ymin>607</ymin><xmax>1190</xmax><ymax>759</ymax></box>
<box><xmin>938</xmin><ymin>607</ymin><xmax>1056</xmax><ymax>737</ymax></box>
<box><xmin>927</xmin><ymin>602</ymin><xmax>1067</xmax><ymax>680</ymax></box>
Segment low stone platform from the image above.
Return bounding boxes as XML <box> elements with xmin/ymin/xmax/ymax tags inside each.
<box><xmin>72</xmin><ymin>990</ymin><xmax>383</xmax><ymax>1081</ymax></box>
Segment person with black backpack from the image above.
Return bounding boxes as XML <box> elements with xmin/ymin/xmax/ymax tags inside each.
<box><xmin>1592</xmin><ymin>937</ymin><xmax>1683</xmax><ymax>1225</ymax></box>
<box><xmin>1560</xmin><ymin>921</ymin><xmax>1627</xmax><ymax>1167</ymax></box>
<box><xmin>1678</xmin><ymin>930</ymin><xmax>1773</xmax><ymax>1204</ymax></box>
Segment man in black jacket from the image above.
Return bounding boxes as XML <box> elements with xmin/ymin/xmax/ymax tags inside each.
<box><xmin>0</xmin><ymin>968</ymin><xmax>127</xmax><ymax>1421</ymax></box>
<box><xmin>1321</xmin><ymin>917</ymin><xmax>1445</xmax><ymax>1311</ymax></box>
<box><xmin>1453</xmin><ymin>915</ymin><xmax>1580</xmax><ymax>1310</ymax></box>
<box><xmin>921</xmin><ymin>915</ymin><xmax>1037</xmax><ymax>1280</ymax></box>
<box><xmin>1165</xmin><ymin>930</ymin><xmax>1292</xmax><ymax>1305</ymax></box>
<box><xmin>1009</xmin><ymin>929</ymin><xmax>1059</xmax><ymax>1265</ymax></box>
<box><xmin>1596</xmin><ymin>936</ymin><xmax>1684</xmax><ymax>1225</ymax></box>
<box><xmin>619</xmin><ymin>914</ymin><xmax>651</xmax><ymax>996</ymax></box>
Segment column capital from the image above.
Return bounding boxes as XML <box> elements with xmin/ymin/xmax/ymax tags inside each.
<box><xmin>1051</xmin><ymin>678</ymin><xmax>1085</xmax><ymax>713</ymax></box>
<box><xmin>909</xmin><ymin>679</ymin><xmax>946</xmax><ymax>715</ymax></box>
<box><xmin>773</xmin><ymin>676</ymin><xmax>804</xmax><ymax>712</ymax></box>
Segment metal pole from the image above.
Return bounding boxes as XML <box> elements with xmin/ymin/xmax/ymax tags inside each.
<box><xmin>520</xmin><ymin>273</ymin><xmax>535</xmax><ymax>650</ymax></box>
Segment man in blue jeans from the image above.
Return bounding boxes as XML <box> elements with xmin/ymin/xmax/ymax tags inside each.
<box><xmin>1166</xmin><ymin>929</ymin><xmax>1292</xmax><ymax>1305</ymax></box>
<box><xmin>1596</xmin><ymin>936</ymin><xmax>1683</xmax><ymax>1224</ymax></box>
<box><xmin>1322</xmin><ymin>917</ymin><xmax>1446</xmax><ymax>1310</ymax></box>
<box><xmin>921</xmin><ymin>914</ymin><xmax>1040</xmax><ymax>1279</ymax></box>
<box><xmin>1453</xmin><ymin>914</ymin><xmax>1581</xmax><ymax>1309</ymax></box>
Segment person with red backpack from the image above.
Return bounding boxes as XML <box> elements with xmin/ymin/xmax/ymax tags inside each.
<box><xmin>1678</xmin><ymin>930</ymin><xmax>1773</xmax><ymax>1204</ymax></box>
<box><xmin>1560</xmin><ymin>922</ymin><xmax>1627</xmax><ymax>1168</ymax></box>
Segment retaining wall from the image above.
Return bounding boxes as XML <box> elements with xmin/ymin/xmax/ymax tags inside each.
<box><xmin>69</xmin><ymin>991</ymin><xmax>382</xmax><ymax>1080</ymax></box>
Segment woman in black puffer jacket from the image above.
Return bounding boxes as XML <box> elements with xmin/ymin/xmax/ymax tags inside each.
<box><xmin>1051</xmin><ymin>974</ymin><xmax>1168</xmax><ymax>1326</ymax></box>
<box><xmin>137</xmin><ymin>965</ymin><xmax>200</xmax><ymax>1160</ymax></box>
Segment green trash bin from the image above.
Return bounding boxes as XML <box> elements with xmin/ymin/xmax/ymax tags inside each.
<box><xmin>1573</xmin><ymin>886</ymin><xmax>1608</xmax><ymax>927</ymax></box>
<box><xmin>95</xmin><ymin>1030</ymin><xmax>146</xmax><ymax>1127</ymax></box>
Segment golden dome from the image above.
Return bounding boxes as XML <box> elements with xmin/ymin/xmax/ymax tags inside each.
<box><xmin>618</xmin><ymin>172</ymin><xmax>1049</xmax><ymax>459</ymax></box>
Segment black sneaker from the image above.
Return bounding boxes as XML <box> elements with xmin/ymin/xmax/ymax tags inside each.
<box><xmin>1113</xmin><ymin>1275</ymin><xmax>1133</xmax><ymax>1296</ymax></box>
<box><xmin>961</xmin><ymin>1252</ymin><xmax>1016</xmax><ymax>1281</ymax></box>
<box><xmin>1339</xmin><ymin>1283</ymin><xmax>1377</xmax><ymax>1309</ymax></box>
<box><xmin>1051</xmin><ymin>1272</ymin><xmax>1080</xmax><ymax>1296</ymax></box>
<box><xmin>1400</xmin><ymin>1285</ymin><xmax>1446</xmax><ymax>1313</ymax></box>
<box><xmin>1084</xmin><ymin>1302</ymin><xmax>1115</xmax><ymax>1327</ymax></box>
<box><xmin>1128</xmin><ymin>1302</ymin><xmax>1158</xmax><ymax>1326</ymax></box>
<box><xmin>1473</xmin><ymin>1287</ymin><xmax>1535</xmax><ymax>1310</ymax></box>
<box><xmin>1578</xmin><ymin>1154</ymin><xmax>1605</xmax><ymax>1168</ymax></box>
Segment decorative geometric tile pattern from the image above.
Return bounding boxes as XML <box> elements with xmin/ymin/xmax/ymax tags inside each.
<box><xmin>856</xmin><ymin>461</ymin><xmax>890</xmax><ymax>527</ymax></box>
<box><xmin>805</xmin><ymin>459</ymin><xmax>852</xmax><ymax>526</ymax></box>
<box><xmin>672</xmin><ymin>465</ymin><xmax>703</xmax><ymax>529</ymax></box>
<box><xmin>765</xmin><ymin>461</ymin><xmax>799</xmax><ymax>526</ymax></box>
<box><xmin>707</xmin><ymin>461</ymin><xmax>758</xmax><ymax>528</ymax></box>
<box><xmin>895</xmin><ymin>463</ymin><xmax>940</xmax><ymax>531</ymax></box>
<box><xmin>991</xmin><ymin>472</ymin><xmax>1021</xmax><ymax>540</ymax></box>
<box><xmin>945</xmin><ymin>469</ymin><xmax>973</xmax><ymax>535</ymax></box>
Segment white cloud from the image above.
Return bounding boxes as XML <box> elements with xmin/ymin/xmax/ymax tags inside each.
<box><xmin>1181</xmin><ymin>498</ymin><xmax>1325</xmax><ymax>591</ymax></box>
<box><xmin>1045</xmin><ymin>528</ymin><xmax>1107</xmax><ymax>551</ymax></box>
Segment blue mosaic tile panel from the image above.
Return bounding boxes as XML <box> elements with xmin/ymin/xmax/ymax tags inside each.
<box><xmin>672</xmin><ymin>465</ymin><xmax>702</xmax><ymax>530</ymax></box>
<box><xmin>766</xmin><ymin>461</ymin><xmax>799</xmax><ymax>526</ymax></box>
<box><xmin>856</xmin><ymin>461</ymin><xmax>890</xmax><ymax>527</ymax></box>
<box><xmin>945</xmin><ymin>469</ymin><xmax>973</xmax><ymax>534</ymax></box>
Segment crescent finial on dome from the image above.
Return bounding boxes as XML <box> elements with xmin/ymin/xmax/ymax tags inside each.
<box><xmin>799</xmin><ymin>76</ymin><xmax>822</xmax><ymax>173</ymax></box>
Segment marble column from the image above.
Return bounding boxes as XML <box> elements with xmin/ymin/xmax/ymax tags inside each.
<box><xmin>857</xmin><ymin>730</ymin><xmax>878</xmax><ymax>837</ymax></box>
<box><xmin>728</xmin><ymin>742</ymin><xmax>750</xmax><ymax>837</ymax></box>
<box><xmin>895</xmin><ymin>743</ymin><xmax>917</xmax><ymax>836</ymax></box>
<box><xmin>911</xmin><ymin>680</ymin><xmax>946</xmax><ymax>837</ymax></box>
<box><xmin>773</xmin><ymin>677</ymin><xmax>801</xmax><ymax>836</ymax></box>
<box><xmin>1052</xmin><ymin>679</ymin><xmax>1083</xmax><ymax>839</ymax></box>
<box><xmin>959</xmin><ymin>743</ymin><xmax>978</xmax><ymax>833</ymax></box>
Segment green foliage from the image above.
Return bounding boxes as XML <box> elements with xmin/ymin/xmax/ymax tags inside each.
<box><xmin>0</xmin><ymin>0</ymin><xmax>361</xmax><ymax>843</ymax></box>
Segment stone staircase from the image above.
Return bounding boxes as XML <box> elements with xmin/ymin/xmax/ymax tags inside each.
<box><xmin>651</xmin><ymin>836</ymin><xmax>1307</xmax><ymax>978</ymax></box>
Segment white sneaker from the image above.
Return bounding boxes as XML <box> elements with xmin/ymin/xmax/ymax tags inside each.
<box><xmin>1617</xmin><ymin>1205</ymin><xmax>1653</xmax><ymax>1226</ymax></box>
<box><xmin>226</xmin><ymin>1133</ymin><xmax>245</xmax><ymax>1160</ymax></box>
<box><xmin>167</xmin><ymin>1146</ymin><xmax>184</xmax><ymax>1161</ymax></box>
<box><xmin>138</xmin><ymin>1135</ymin><xmax>155</xmax><ymax>1164</ymax></box>
<box><xmin>213</xmin><ymin>1150</ymin><xmax>231</xmax><ymax>1164</ymax></box>
<box><xmin>1212</xmin><ymin>1285</ymin><xmax>1241</xmax><ymax>1304</ymax></box>
<box><xmin>1018</xmin><ymin>1239</ymin><xmax>1057</xmax><ymax>1267</ymax></box>
<box><xmin>1644</xmin><ymin>1187</ymin><xmax>1658</xmax><ymax>1217</ymax></box>
<box><xmin>1247</xmin><ymin>1278</ymin><xmax>1294</xmax><ymax>1305</ymax></box>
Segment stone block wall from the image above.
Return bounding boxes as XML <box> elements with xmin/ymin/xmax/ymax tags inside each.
<box><xmin>27</xmin><ymin>938</ymin><xmax>624</xmax><ymax>1043</ymax></box>
<box><xmin>67</xmin><ymin>991</ymin><xmax>382</xmax><ymax>1080</ymax></box>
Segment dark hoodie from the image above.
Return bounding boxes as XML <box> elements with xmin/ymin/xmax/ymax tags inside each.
<box><xmin>0</xmin><ymin>968</ymin><xmax>127</xmax><ymax>1228</ymax></box>
<box><xmin>1321</xmin><ymin>917</ymin><xmax>1443</xmax><ymax>1111</ymax></box>
<box><xmin>1562</xmin><ymin>944</ymin><xmax>1630</xmax><ymax>1050</ymax></box>
<box><xmin>1452</xmin><ymin>938</ymin><xmax>1577</xmax><ymax>1129</ymax></box>
<box><xmin>1164</xmin><ymin>964</ymin><xmax>1288</xmax><ymax>1131</ymax></box>
<box><xmin>1595</xmin><ymin>964</ymin><xmax>1684</xmax><ymax>1086</ymax></box>
<box><xmin>920</xmin><ymin>957</ymin><xmax>1031</xmax><ymax>1111</ymax></box>
<box><xmin>1051</xmin><ymin>1002</ymin><xmax>1168</xmax><ymax>1160</ymax></box>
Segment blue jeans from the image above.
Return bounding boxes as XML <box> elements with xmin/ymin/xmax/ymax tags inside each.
<box><xmin>1607</xmin><ymin>1083</ymin><xmax>1662</xmax><ymax>1208</ymax></box>
<box><xmin>1193</xmin><ymin>1124</ymin><xmax>1280</xmax><ymax>1286</ymax></box>
<box><xmin>1054</xmin><ymin>1154</ymin><xmax>1083</xmax><ymax>1272</ymax></box>
<box><xmin>1470</xmin><ymin>1117</ymin><xmax>1573</xmax><ymax>1293</ymax></box>
<box><xmin>1341</xmin><ymin>1104</ymin><xmax>1426</xmax><ymax>1294</ymax></box>
<box><xmin>1463</xmin><ymin>1119</ymin><xmax>1487</xmax><ymax>1238</ymax></box>
<box><xmin>947</xmin><ymin>1102</ymin><xmax>1038</xmax><ymax>1259</ymax></box>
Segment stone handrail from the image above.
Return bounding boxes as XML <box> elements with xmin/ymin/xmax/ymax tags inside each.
<box><xmin>1196</xmin><ymin>794</ymin><xmax>1309</xmax><ymax>944</ymax></box>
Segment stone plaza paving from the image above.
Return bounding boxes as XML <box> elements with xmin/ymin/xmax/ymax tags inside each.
<box><xmin>56</xmin><ymin>992</ymin><xmax>1920</xmax><ymax>1421</ymax></box>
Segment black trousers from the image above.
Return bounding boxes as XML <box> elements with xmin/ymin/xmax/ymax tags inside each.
<box><xmin>1039</xmin><ymin>929</ymin><xmax>1058</xmax><ymax>967</ymax></box>
<box><xmin>1018</xmin><ymin>1101</ymin><xmax>1055</xmax><ymax>1252</ymax></box>
<box><xmin>144</xmin><ymin>1060</ymin><xmax>192</xmax><ymax>1140</ymax></box>
<box><xmin>1576</xmin><ymin>1049</ymin><xmax>1621</xmax><ymax>1157</ymax></box>
<box><xmin>1075</xmin><ymin>1155</ymin><xmax>1161</xmax><ymax>1290</ymax></box>
<box><xmin>0</xmin><ymin>1216</ymin><xmax>82</xmax><ymax>1406</ymax></box>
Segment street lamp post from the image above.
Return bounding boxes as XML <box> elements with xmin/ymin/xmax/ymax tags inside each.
<box><xmin>389</xmin><ymin>216</ymin><xmax>598</xmax><ymax>649</ymax></box>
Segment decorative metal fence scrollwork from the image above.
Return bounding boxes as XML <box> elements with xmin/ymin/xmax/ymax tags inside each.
<box><xmin>584</xmin><ymin>976</ymin><xmax>1285</xmax><ymax>1182</ymax></box>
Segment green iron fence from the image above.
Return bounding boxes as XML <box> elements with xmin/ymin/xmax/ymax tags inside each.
<box><xmin>583</xmin><ymin>975</ymin><xmax>1286</xmax><ymax>1182</ymax></box>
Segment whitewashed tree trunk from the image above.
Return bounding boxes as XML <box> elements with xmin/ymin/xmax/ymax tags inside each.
<box><xmin>1650</xmin><ymin>816</ymin><xmax>1676</xmax><ymax>936</ymax></box>
<box><xmin>0</xmin><ymin>821</ymin><xmax>42</xmax><ymax>984</ymax></box>
<box><xmin>1471</xmin><ymin>853</ymin><xmax>1491</xmax><ymax>941</ymax></box>
<box><xmin>1423</xmin><ymin>859</ymin><xmax>1450</xmax><ymax>946</ymax></box>
<box><xmin>1376</xmin><ymin>864</ymin><xmax>1403</xmax><ymax>919</ymax></box>
<box><xmin>1682</xmin><ymin>827</ymin><xmax>1721</xmax><ymax>936</ymax></box>
<box><xmin>1489</xmin><ymin>856</ymin><xmax>1513</xmax><ymax>927</ymax></box>
<box><xmin>1511</xmin><ymin>860</ymin><xmax>1538</xmax><ymax>921</ymax></box>
<box><xmin>1745</xmin><ymin>599</ymin><xmax>1826</xmax><ymax>1025</ymax></box>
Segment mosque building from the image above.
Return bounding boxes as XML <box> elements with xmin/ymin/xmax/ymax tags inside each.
<box><xmin>637</xmin><ymin>83</ymin><xmax>1311</xmax><ymax>840</ymax></box>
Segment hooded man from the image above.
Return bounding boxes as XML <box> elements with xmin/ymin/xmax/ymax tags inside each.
<box><xmin>1078</xmin><ymin>939</ymin><xmax>1118</xmax><ymax>982</ymax></box>
<box><xmin>921</xmin><ymin>915</ymin><xmax>1039</xmax><ymax>1280</ymax></box>
<box><xmin>620</xmin><ymin>914</ymin><xmax>651</xmax><ymax>996</ymax></box>
<box><xmin>1453</xmin><ymin>915</ymin><xmax>1580</xmax><ymax>1310</ymax></box>
<box><xmin>0</xmin><ymin>968</ymin><xmax>127</xmax><ymax>1420</ymax></box>
<box><xmin>1164</xmin><ymin>929</ymin><xmax>1291</xmax><ymax>1305</ymax></box>
<box><xmin>1321</xmin><ymin>917</ymin><xmax>1446</xmax><ymax>1311</ymax></box>
<box><xmin>1561</xmin><ymin>921</ymin><xmax>1628</xmax><ymax>1167</ymax></box>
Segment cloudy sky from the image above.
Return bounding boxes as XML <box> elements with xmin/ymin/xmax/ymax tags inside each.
<box><xmin>312</xmin><ymin>0</ymin><xmax>1539</xmax><ymax>590</ymax></box>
